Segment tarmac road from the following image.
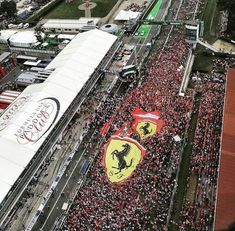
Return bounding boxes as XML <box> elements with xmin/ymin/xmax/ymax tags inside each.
<box><xmin>126</xmin><ymin>0</ymin><xmax>171</xmax><ymax>67</ymax></box>
<box><xmin>32</xmin><ymin>63</ymin><xmax>128</xmax><ymax>231</ymax></box>
<box><xmin>33</xmin><ymin>146</ymin><xmax>88</xmax><ymax>231</ymax></box>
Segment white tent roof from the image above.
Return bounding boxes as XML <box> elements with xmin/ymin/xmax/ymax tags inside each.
<box><xmin>46</xmin><ymin>29</ymin><xmax>115</xmax><ymax>70</ymax></box>
<box><xmin>0</xmin><ymin>30</ymin><xmax>17</xmax><ymax>43</ymax></box>
<box><xmin>42</xmin><ymin>18</ymin><xmax>100</xmax><ymax>30</ymax></box>
<box><xmin>9</xmin><ymin>31</ymin><xmax>38</xmax><ymax>45</ymax></box>
<box><xmin>0</xmin><ymin>182</ymin><xmax>11</xmax><ymax>204</ymax></box>
<box><xmin>57</xmin><ymin>34</ymin><xmax>75</xmax><ymax>40</ymax></box>
<box><xmin>114</xmin><ymin>10</ymin><xmax>140</xmax><ymax>21</ymax></box>
<box><xmin>0</xmin><ymin>29</ymin><xmax>117</xmax><ymax>204</ymax></box>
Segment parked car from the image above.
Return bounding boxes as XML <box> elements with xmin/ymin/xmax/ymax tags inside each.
<box><xmin>8</xmin><ymin>23</ymin><xmax>17</xmax><ymax>28</ymax></box>
<box><xmin>23</xmin><ymin>23</ymin><xmax>29</xmax><ymax>29</ymax></box>
<box><xmin>17</xmin><ymin>23</ymin><xmax>23</xmax><ymax>28</ymax></box>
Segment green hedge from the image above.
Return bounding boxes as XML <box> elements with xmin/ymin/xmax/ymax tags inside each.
<box><xmin>27</xmin><ymin>0</ymin><xmax>64</xmax><ymax>25</ymax></box>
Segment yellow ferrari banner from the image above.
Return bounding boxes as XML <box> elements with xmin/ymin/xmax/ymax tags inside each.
<box><xmin>131</xmin><ymin>108</ymin><xmax>164</xmax><ymax>140</ymax></box>
<box><xmin>135</xmin><ymin>120</ymin><xmax>157</xmax><ymax>140</ymax></box>
<box><xmin>104</xmin><ymin>136</ymin><xmax>146</xmax><ymax>183</ymax></box>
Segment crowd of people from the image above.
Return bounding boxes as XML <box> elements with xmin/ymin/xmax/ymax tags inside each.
<box><xmin>64</xmin><ymin>34</ymin><xmax>193</xmax><ymax>231</ymax></box>
<box><xmin>61</xmin><ymin>0</ymin><xmax>233</xmax><ymax>230</ymax></box>
<box><xmin>178</xmin><ymin>59</ymin><xmax>230</xmax><ymax>231</ymax></box>
<box><xmin>124</xmin><ymin>1</ymin><xmax>148</xmax><ymax>13</ymax></box>
<box><xmin>63</xmin><ymin>4</ymin><xmax>200</xmax><ymax>231</ymax></box>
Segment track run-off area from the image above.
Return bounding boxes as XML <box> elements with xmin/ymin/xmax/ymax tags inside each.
<box><xmin>135</xmin><ymin>0</ymin><xmax>163</xmax><ymax>38</ymax></box>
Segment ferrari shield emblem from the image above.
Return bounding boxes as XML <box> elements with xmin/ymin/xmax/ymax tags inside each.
<box><xmin>104</xmin><ymin>136</ymin><xmax>145</xmax><ymax>183</ymax></box>
<box><xmin>136</xmin><ymin>121</ymin><xmax>157</xmax><ymax>139</ymax></box>
<box><xmin>131</xmin><ymin>109</ymin><xmax>164</xmax><ymax>140</ymax></box>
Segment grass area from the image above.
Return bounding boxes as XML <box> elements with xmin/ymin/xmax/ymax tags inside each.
<box><xmin>168</xmin><ymin>93</ymin><xmax>202</xmax><ymax>231</ymax></box>
<box><xmin>45</xmin><ymin>0</ymin><xmax>118</xmax><ymax>19</ymax></box>
<box><xmin>185</xmin><ymin>174</ymin><xmax>198</xmax><ymax>204</ymax></box>
<box><xmin>201</xmin><ymin>0</ymin><xmax>218</xmax><ymax>41</ymax></box>
<box><xmin>192</xmin><ymin>0</ymin><xmax>220</xmax><ymax>72</ymax></box>
<box><xmin>192</xmin><ymin>51</ymin><xmax>216</xmax><ymax>72</ymax></box>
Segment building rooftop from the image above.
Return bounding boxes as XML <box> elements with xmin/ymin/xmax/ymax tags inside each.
<box><xmin>42</xmin><ymin>18</ymin><xmax>100</xmax><ymax>30</ymax></box>
<box><xmin>0</xmin><ymin>52</ymin><xmax>11</xmax><ymax>63</ymax></box>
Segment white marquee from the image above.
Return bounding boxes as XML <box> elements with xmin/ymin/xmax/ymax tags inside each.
<box><xmin>0</xmin><ymin>29</ymin><xmax>117</xmax><ymax>204</ymax></box>
<box><xmin>114</xmin><ymin>10</ymin><xmax>140</xmax><ymax>21</ymax></box>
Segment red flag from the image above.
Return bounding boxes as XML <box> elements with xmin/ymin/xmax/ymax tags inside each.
<box><xmin>100</xmin><ymin>120</ymin><xmax>112</xmax><ymax>136</ymax></box>
<box><xmin>114</xmin><ymin>120</ymin><xmax>132</xmax><ymax>137</ymax></box>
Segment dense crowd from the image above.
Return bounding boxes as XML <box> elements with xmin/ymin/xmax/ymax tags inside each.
<box><xmin>64</xmin><ymin>37</ymin><xmax>192</xmax><ymax>231</ymax></box>
<box><xmin>63</xmin><ymin>24</ymin><xmax>196</xmax><ymax>231</ymax></box>
<box><xmin>62</xmin><ymin>0</ymin><xmax>229</xmax><ymax>230</ymax></box>
<box><xmin>124</xmin><ymin>1</ymin><xmax>148</xmax><ymax>12</ymax></box>
<box><xmin>179</xmin><ymin>60</ymin><xmax>229</xmax><ymax>231</ymax></box>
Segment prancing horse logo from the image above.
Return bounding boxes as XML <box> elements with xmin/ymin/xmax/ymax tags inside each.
<box><xmin>139</xmin><ymin>122</ymin><xmax>153</xmax><ymax>136</ymax></box>
<box><xmin>135</xmin><ymin>120</ymin><xmax>157</xmax><ymax>140</ymax></box>
<box><xmin>104</xmin><ymin>136</ymin><xmax>146</xmax><ymax>183</ymax></box>
<box><xmin>111</xmin><ymin>143</ymin><xmax>133</xmax><ymax>174</ymax></box>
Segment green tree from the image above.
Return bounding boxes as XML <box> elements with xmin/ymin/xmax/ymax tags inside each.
<box><xmin>218</xmin><ymin>0</ymin><xmax>235</xmax><ymax>10</ymax></box>
<box><xmin>0</xmin><ymin>0</ymin><xmax>17</xmax><ymax>17</ymax></box>
<box><xmin>34</xmin><ymin>26</ymin><xmax>45</xmax><ymax>42</ymax></box>
<box><xmin>218</xmin><ymin>0</ymin><xmax>235</xmax><ymax>39</ymax></box>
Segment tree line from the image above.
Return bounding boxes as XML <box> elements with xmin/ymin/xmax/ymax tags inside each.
<box><xmin>0</xmin><ymin>0</ymin><xmax>17</xmax><ymax>18</ymax></box>
<box><xmin>218</xmin><ymin>0</ymin><xmax>235</xmax><ymax>39</ymax></box>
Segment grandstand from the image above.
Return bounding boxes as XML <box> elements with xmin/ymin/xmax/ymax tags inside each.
<box><xmin>0</xmin><ymin>29</ymin><xmax>117</xmax><ymax>226</ymax></box>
